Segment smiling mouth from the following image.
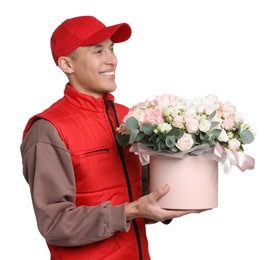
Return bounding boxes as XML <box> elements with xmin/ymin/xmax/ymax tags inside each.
<box><xmin>100</xmin><ymin>71</ymin><xmax>115</xmax><ymax>76</ymax></box>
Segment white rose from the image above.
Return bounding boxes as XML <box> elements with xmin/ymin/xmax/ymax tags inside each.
<box><xmin>235</xmin><ymin>112</ymin><xmax>244</xmax><ymax>123</ymax></box>
<box><xmin>156</xmin><ymin>123</ymin><xmax>172</xmax><ymax>134</ymax></box>
<box><xmin>163</xmin><ymin>106</ymin><xmax>173</xmax><ymax>117</ymax></box>
<box><xmin>218</xmin><ymin>129</ymin><xmax>229</xmax><ymax>142</ymax></box>
<box><xmin>199</xmin><ymin>120</ymin><xmax>211</xmax><ymax>132</ymax></box>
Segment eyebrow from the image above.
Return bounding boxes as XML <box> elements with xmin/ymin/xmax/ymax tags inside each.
<box><xmin>93</xmin><ymin>42</ymin><xmax>114</xmax><ymax>49</ymax></box>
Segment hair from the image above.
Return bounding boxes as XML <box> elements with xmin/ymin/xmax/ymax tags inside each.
<box><xmin>68</xmin><ymin>49</ymin><xmax>80</xmax><ymax>61</ymax></box>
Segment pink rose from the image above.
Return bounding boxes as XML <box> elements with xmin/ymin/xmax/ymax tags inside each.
<box><xmin>222</xmin><ymin>102</ymin><xmax>235</xmax><ymax>110</ymax></box>
<box><xmin>172</xmin><ymin>115</ymin><xmax>184</xmax><ymax>128</ymax></box>
<box><xmin>185</xmin><ymin>118</ymin><xmax>199</xmax><ymax>133</ymax></box>
<box><xmin>197</xmin><ymin>103</ymin><xmax>206</xmax><ymax>114</ymax></box>
<box><xmin>140</xmin><ymin>107</ymin><xmax>164</xmax><ymax>124</ymax></box>
<box><xmin>155</xmin><ymin>95</ymin><xmax>181</xmax><ymax>110</ymax></box>
<box><xmin>176</xmin><ymin>133</ymin><xmax>194</xmax><ymax>151</ymax></box>
<box><xmin>228</xmin><ymin>138</ymin><xmax>241</xmax><ymax>151</ymax></box>
<box><xmin>205</xmin><ymin>105</ymin><xmax>218</xmax><ymax>115</ymax></box>
<box><xmin>222</xmin><ymin>116</ymin><xmax>235</xmax><ymax>130</ymax></box>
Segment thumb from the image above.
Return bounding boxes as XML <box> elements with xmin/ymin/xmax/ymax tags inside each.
<box><xmin>151</xmin><ymin>184</ymin><xmax>170</xmax><ymax>200</ymax></box>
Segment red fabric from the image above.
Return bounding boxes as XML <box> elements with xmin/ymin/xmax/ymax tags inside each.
<box><xmin>23</xmin><ymin>85</ymin><xmax>150</xmax><ymax>260</ymax></box>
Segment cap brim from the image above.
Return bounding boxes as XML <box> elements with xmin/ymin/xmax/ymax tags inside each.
<box><xmin>82</xmin><ymin>23</ymin><xmax>132</xmax><ymax>46</ymax></box>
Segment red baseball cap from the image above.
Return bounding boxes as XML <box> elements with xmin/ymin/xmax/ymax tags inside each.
<box><xmin>50</xmin><ymin>16</ymin><xmax>132</xmax><ymax>65</ymax></box>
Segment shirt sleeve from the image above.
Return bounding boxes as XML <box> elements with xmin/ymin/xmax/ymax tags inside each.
<box><xmin>20</xmin><ymin>119</ymin><xmax>131</xmax><ymax>247</ymax></box>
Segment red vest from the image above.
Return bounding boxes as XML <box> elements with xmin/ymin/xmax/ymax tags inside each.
<box><xmin>23</xmin><ymin>85</ymin><xmax>150</xmax><ymax>260</ymax></box>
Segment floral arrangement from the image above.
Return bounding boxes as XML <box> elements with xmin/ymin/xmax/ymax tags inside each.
<box><xmin>117</xmin><ymin>94</ymin><xmax>255</xmax><ymax>172</ymax></box>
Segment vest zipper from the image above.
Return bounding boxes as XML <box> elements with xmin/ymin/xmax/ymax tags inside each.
<box><xmin>104</xmin><ymin>100</ymin><xmax>143</xmax><ymax>260</ymax></box>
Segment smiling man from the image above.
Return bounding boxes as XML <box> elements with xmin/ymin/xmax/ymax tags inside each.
<box><xmin>20</xmin><ymin>15</ymin><xmax>201</xmax><ymax>260</ymax></box>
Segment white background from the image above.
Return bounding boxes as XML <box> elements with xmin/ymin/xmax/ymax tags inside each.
<box><xmin>1</xmin><ymin>0</ymin><xmax>275</xmax><ymax>259</ymax></box>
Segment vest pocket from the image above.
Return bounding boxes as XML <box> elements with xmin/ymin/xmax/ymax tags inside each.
<box><xmin>71</xmin><ymin>147</ymin><xmax>110</xmax><ymax>170</ymax></box>
<box><xmin>71</xmin><ymin>146</ymin><xmax>114</xmax><ymax>193</ymax></box>
<box><xmin>72</xmin><ymin>147</ymin><xmax>109</xmax><ymax>158</ymax></box>
<box><xmin>71</xmin><ymin>147</ymin><xmax>110</xmax><ymax>171</ymax></box>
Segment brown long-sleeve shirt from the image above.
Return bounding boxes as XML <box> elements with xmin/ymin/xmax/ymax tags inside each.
<box><xmin>20</xmin><ymin>119</ymin><xmax>132</xmax><ymax>247</ymax></box>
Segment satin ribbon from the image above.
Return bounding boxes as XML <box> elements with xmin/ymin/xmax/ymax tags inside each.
<box><xmin>129</xmin><ymin>142</ymin><xmax>255</xmax><ymax>173</ymax></box>
<box><xmin>213</xmin><ymin>143</ymin><xmax>255</xmax><ymax>173</ymax></box>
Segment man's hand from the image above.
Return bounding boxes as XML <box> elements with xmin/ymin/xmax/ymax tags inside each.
<box><xmin>125</xmin><ymin>184</ymin><xmax>209</xmax><ymax>222</ymax></box>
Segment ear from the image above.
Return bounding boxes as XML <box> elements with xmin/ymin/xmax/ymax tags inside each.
<box><xmin>58</xmin><ymin>56</ymin><xmax>74</xmax><ymax>74</ymax></box>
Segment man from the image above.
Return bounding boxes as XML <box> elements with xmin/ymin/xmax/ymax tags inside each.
<box><xmin>21</xmin><ymin>15</ymin><xmax>200</xmax><ymax>259</ymax></box>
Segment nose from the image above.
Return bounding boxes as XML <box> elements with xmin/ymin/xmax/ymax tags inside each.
<box><xmin>105</xmin><ymin>51</ymin><xmax>117</xmax><ymax>65</ymax></box>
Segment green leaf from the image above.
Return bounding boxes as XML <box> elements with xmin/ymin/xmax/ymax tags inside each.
<box><xmin>158</xmin><ymin>141</ymin><xmax>166</xmax><ymax>151</ymax></box>
<box><xmin>207</xmin><ymin>110</ymin><xmax>217</xmax><ymax>120</ymax></box>
<box><xmin>240</xmin><ymin>129</ymin><xmax>255</xmax><ymax>144</ymax></box>
<box><xmin>129</xmin><ymin>129</ymin><xmax>139</xmax><ymax>144</ymax></box>
<box><xmin>155</xmin><ymin>135</ymin><xmax>162</xmax><ymax>143</ymax></box>
<box><xmin>153</xmin><ymin>143</ymin><xmax>159</xmax><ymax>151</ymax></box>
<box><xmin>165</xmin><ymin>136</ymin><xmax>176</xmax><ymax>148</ymax></box>
<box><xmin>149</xmin><ymin>134</ymin><xmax>158</xmax><ymax>142</ymax></box>
<box><xmin>208</xmin><ymin>129</ymin><xmax>222</xmax><ymax>139</ymax></box>
<box><xmin>169</xmin><ymin>146</ymin><xmax>179</xmax><ymax>153</ymax></box>
<box><xmin>142</xmin><ymin>124</ymin><xmax>157</xmax><ymax>135</ymax></box>
<box><xmin>202</xmin><ymin>138</ymin><xmax>216</xmax><ymax>146</ymax></box>
<box><xmin>117</xmin><ymin>134</ymin><xmax>130</xmax><ymax>146</ymax></box>
<box><xmin>141</xmin><ymin>139</ymin><xmax>153</xmax><ymax>147</ymax></box>
<box><xmin>124</xmin><ymin>117</ymin><xmax>139</xmax><ymax>131</ymax></box>
<box><xmin>210</xmin><ymin>121</ymin><xmax>220</xmax><ymax>129</ymax></box>
<box><xmin>135</xmin><ymin>133</ymin><xmax>142</xmax><ymax>142</ymax></box>
<box><xmin>167</xmin><ymin>127</ymin><xmax>183</xmax><ymax>139</ymax></box>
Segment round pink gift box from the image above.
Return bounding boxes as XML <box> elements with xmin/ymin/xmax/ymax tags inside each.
<box><xmin>150</xmin><ymin>155</ymin><xmax>218</xmax><ymax>210</ymax></box>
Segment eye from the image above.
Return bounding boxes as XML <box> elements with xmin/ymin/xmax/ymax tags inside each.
<box><xmin>110</xmin><ymin>43</ymin><xmax>115</xmax><ymax>53</ymax></box>
<box><xmin>94</xmin><ymin>50</ymin><xmax>102</xmax><ymax>54</ymax></box>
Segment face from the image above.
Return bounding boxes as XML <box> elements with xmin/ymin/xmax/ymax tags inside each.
<box><xmin>65</xmin><ymin>38</ymin><xmax>118</xmax><ymax>98</ymax></box>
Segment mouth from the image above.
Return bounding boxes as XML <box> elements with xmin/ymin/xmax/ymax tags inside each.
<box><xmin>100</xmin><ymin>71</ymin><xmax>115</xmax><ymax>76</ymax></box>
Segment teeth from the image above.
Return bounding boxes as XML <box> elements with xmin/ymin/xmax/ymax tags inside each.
<box><xmin>101</xmin><ymin>71</ymin><xmax>114</xmax><ymax>76</ymax></box>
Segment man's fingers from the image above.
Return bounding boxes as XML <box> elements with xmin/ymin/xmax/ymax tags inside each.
<box><xmin>151</xmin><ymin>184</ymin><xmax>170</xmax><ymax>200</ymax></box>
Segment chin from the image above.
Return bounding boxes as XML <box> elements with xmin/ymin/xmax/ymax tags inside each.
<box><xmin>106</xmin><ymin>85</ymin><xmax>117</xmax><ymax>93</ymax></box>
